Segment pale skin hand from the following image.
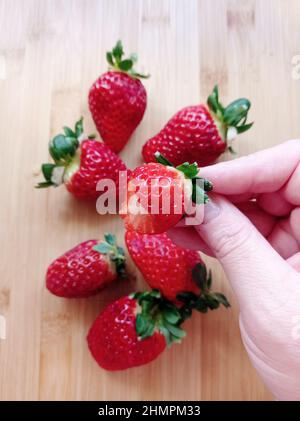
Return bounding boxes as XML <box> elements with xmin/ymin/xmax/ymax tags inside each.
<box><xmin>168</xmin><ymin>139</ymin><xmax>300</xmax><ymax>401</ymax></box>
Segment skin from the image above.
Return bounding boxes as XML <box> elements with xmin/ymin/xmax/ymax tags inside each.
<box><xmin>168</xmin><ymin>139</ymin><xmax>300</xmax><ymax>401</ymax></box>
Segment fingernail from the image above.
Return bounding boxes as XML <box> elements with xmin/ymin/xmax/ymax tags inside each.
<box><xmin>202</xmin><ymin>199</ymin><xmax>221</xmax><ymax>223</ymax></box>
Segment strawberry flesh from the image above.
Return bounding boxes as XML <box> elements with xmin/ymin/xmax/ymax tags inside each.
<box><xmin>121</xmin><ymin>162</ymin><xmax>190</xmax><ymax>234</ymax></box>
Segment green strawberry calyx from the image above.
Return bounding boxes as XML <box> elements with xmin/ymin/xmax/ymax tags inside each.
<box><xmin>132</xmin><ymin>290</ymin><xmax>186</xmax><ymax>346</ymax></box>
<box><xmin>155</xmin><ymin>152</ymin><xmax>213</xmax><ymax>205</ymax></box>
<box><xmin>93</xmin><ymin>233</ymin><xmax>126</xmax><ymax>278</ymax></box>
<box><xmin>106</xmin><ymin>40</ymin><xmax>150</xmax><ymax>80</ymax></box>
<box><xmin>36</xmin><ymin>117</ymin><xmax>96</xmax><ymax>188</ymax></box>
<box><xmin>177</xmin><ymin>263</ymin><xmax>230</xmax><ymax>320</ymax></box>
<box><xmin>131</xmin><ymin>266</ymin><xmax>230</xmax><ymax>345</ymax></box>
<box><xmin>207</xmin><ymin>85</ymin><xmax>253</xmax><ymax>152</ymax></box>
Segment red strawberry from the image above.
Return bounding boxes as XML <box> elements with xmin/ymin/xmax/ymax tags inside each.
<box><xmin>46</xmin><ymin>234</ymin><xmax>126</xmax><ymax>298</ymax></box>
<box><xmin>125</xmin><ymin>231</ymin><xmax>230</xmax><ymax>313</ymax></box>
<box><xmin>126</xmin><ymin>231</ymin><xmax>201</xmax><ymax>302</ymax></box>
<box><xmin>120</xmin><ymin>154</ymin><xmax>213</xmax><ymax>234</ymax></box>
<box><xmin>89</xmin><ymin>40</ymin><xmax>148</xmax><ymax>153</ymax></box>
<box><xmin>36</xmin><ymin>118</ymin><xmax>129</xmax><ymax>200</ymax></box>
<box><xmin>142</xmin><ymin>85</ymin><xmax>253</xmax><ymax>167</ymax></box>
<box><xmin>87</xmin><ymin>290</ymin><xmax>186</xmax><ymax>371</ymax></box>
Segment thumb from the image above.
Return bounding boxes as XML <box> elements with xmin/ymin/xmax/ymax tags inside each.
<box><xmin>195</xmin><ymin>194</ymin><xmax>293</xmax><ymax>314</ymax></box>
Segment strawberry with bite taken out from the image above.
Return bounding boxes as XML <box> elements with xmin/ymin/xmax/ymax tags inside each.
<box><xmin>87</xmin><ymin>290</ymin><xmax>186</xmax><ymax>371</ymax></box>
<box><xmin>46</xmin><ymin>234</ymin><xmax>126</xmax><ymax>298</ymax></box>
<box><xmin>126</xmin><ymin>231</ymin><xmax>230</xmax><ymax>312</ymax></box>
<box><xmin>36</xmin><ymin>118</ymin><xmax>129</xmax><ymax>200</ymax></box>
<box><xmin>142</xmin><ymin>85</ymin><xmax>253</xmax><ymax>167</ymax></box>
<box><xmin>89</xmin><ymin>40</ymin><xmax>148</xmax><ymax>153</ymax></box>
<box><xmin>120</xmin><ymin>153</ymin><xmax>213</xmax><ymax>234</ymax></box>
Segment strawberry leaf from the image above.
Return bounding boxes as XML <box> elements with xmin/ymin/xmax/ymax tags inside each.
<box><xmin>112</xmin><ymin>40</ymin><xmax>124</xmax><ymax>63</ymax></box>
<box><xmin>104</xmin><ymin>233</ymin><xmax>116</xmax><ymax>246</ymax></box>
<box><xmin>63</xmin><ymin>126</ymin><xmax>76</xmax><ymax>138</ymax></box>
<box><xmin>119</xmin><ymin>59</ymin><xmax>134</xmax><ymax>71</ymax></box>
<box><xmin>93</xmin><ymin>243</ymin><xmax>111</xmax><ymax>254</ymax></box>
<box><xmin>35</xmin><ymin>181</ymin><xmax>54</xmax><ymax>188</ymax></box>
<box><xmin>136</xmin><ymin>314</ymin><xmax>150</xmax><ymax>336</ymax></box>
<box><xmin>176</xmin><ymin>264</ymin><xmax>230</xmax><ymax>318</ymax></box>
<box><xmin>207</xmin><ymin>85</ymin><xmax>224</xmax><ymax>114</ymax></box>
<box><xmin>158</xmin><ymin>325</ymin><xmax>172</xmax><ymax>346</ymax></box>
<box><xmin>192</xmin><ymin>182</ymin><xmax>208</xmax><ymax>205</ymax></box>
<box><xmin>49</xmin><ymin>134</ymin><xmax>78</xmax><ymax>163</ymax></box>
<box><xmin>148</xmin><ymin>289</ymin><xmax>161</xmax><ymax>299</ymax></box>
<box><xmin>75</xmin><ymin>117</ymin><xmax>84</xmax><ymax>137</ymax></box>
<box><xmin>236</xmin><ymin>122</ymin><xmax>254</xmax><ymax>134</ymax></box>
<box><xmin>106</xmin><ymin>51</ymin><xmax>114</xmax><ymax>66</ymax></box>
<box><xmin>223</xmin><ymin>98</ymin><xmax>251</xmax><ymax>126</ymax></box>
<box><xmin>176</xmin><ymin>162</ymin><xmax>198</xmax><ymax>179</ymax></box>
<box><xmin>130</xmin><ymin>71</ymin><xmax>150</xmax><ymax>79</ymax></box>
<box><xmin>176</xmin><ymin>291</ymin><xmax>198</xmax><ymax>303</ymax></box>
<box><xmin>164</xmin><ymin>322</ymin><xmax>186</xmax><ymax>339</ymax></box>
<box><xmin>41</xmin><ymin>163</ymin><xmax>56</xmax><ymax>181</ymax></box>
<box><xmin>207</xmin><ymin>270</ymin><xmax>212</xmax><ymax>289</ymax></box>
<box><xmin>162</xmin><ymin>307</ymin><xmax>181</xmax><ymax>324</ymax></box>
<box><xmin>134</xmin><ymin>290</ymin><xmax>187</xmax><ymax>346</ymax></box>
<box><xmin>140</xmin><ymin>321</ymin><xmax>155</xmax><ymax>339</ymax></box>
<box><xmin>192</xmin><ymin>263</ymin><xmax>207</xmax><ymax>290</ymax></box>
<box><xmin>203</xmin><ymin>295</ymin><xmax>220</xmax><ymax>310</ymax></box>
<box><xmin>210</xmin><ymin>292</ymin><xmax>231</xmax><ymax>308</ymax></box>
<box><xmin>194</xmin><ymin>297</ymin><xmax>208</xmax><ymax>313</ymax></box>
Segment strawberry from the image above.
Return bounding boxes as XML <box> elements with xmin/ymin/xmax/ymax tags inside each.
<box><xmin>120</xmin><ymin>153</ymin><xmax>213</xmax><ymax>234</ymax></box>
<box><xmin>125</xmin><ymin>231</ymin><xmax>230</xmax><ymax>313</ymax></box>
<box><xmin>46</xmin><ymin>234</ymin><xmax>126</xmax><ymax>298</ymax></box>
<box><xmin>142</xmin><ymin>85</ymin><xmax>253</xmax><ymax>167</ymax></box>
<box><xmin>87</xmin><ymin>290</ymin><xmax>187</xmax><ymax>371</ymax></box>
<box><xmin>36</xmin><ymin>118</ymin><xmax>129</xmax><ymax>200</ymax></box>
<box><xmin>88</xmin><ymin>40</ymin><xmax>148</xmax><ymax>153</ymax></box>
<box><xmin>126</xmin><ymin>231</ymin><xmax>200</xmax><ymax>302</ymax></box>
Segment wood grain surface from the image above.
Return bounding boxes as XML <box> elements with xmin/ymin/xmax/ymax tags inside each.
<box><xmin>0</xmin><ymin>0</ymin><xmax>299</xmax><ymax>401</ymax></box>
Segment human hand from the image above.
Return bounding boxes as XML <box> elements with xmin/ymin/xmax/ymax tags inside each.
<box><xmin>168</xmin><ymin>139</ymin><xmax>300</xmax><ymax>401</ymax></box>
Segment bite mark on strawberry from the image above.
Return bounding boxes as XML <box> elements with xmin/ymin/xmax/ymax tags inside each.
<box><xmin>121</xmin><ymin>153</ymin><xmax>213</xmax><ymax>234</ymax></box>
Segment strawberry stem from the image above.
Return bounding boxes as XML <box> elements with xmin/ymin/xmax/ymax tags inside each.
<box><xmin>106</xmin><ymin>40</ymin><xmax>150</xmax><ymax>79</ymax></box>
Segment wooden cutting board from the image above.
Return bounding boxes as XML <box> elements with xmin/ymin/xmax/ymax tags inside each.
<box><xmin>1</xmin><ymin>0</ymin><xmax>299</xmax><ymax>400</ymax></box>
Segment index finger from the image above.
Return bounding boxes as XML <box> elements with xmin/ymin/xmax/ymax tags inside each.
<box><xmin>200</xmin><ymin>139</ymin><xmax>300</xmax><ymax>196</ymax></box>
